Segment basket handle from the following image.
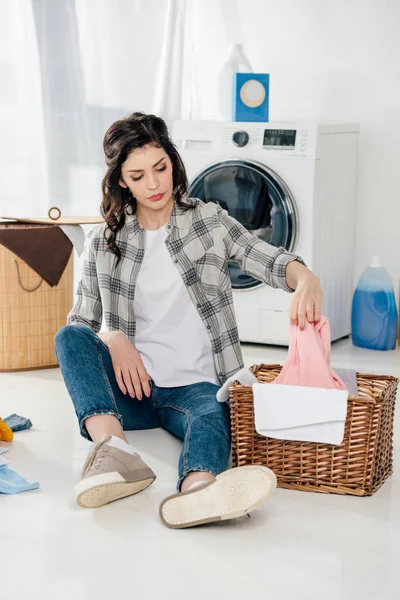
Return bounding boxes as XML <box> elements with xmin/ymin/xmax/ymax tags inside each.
<box><xmin>13</xmin><ymin>259</ymin><xmax>44</xmax><ymax>292</ymax></box>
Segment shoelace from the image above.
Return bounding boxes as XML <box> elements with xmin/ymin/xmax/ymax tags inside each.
<box><xmin>84</xmin><ymin>441</ymin><xmax>108</xmax><ymax>474</ymax></box>
<box><xmin>92</xmin><ymin>449</ymin><xmax>108</xmax><ymax>469</ymax></box>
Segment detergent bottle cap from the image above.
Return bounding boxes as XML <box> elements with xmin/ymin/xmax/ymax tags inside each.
<box><xmin>369</xmin><ymin>256</ymin><xmax>383</xmax><ymax>268</ymax></box>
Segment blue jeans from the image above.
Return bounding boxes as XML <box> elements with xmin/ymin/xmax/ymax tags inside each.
<box><xmin>54</xmin><ymin>325</ymin><xmax>231</xmax><ymax>490</ymax></box>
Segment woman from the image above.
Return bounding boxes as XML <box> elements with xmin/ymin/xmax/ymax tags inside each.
<box><xmin>55</xmin><ymin>112</ymin><xmax>322</xmax><ymax>529</ymax></box>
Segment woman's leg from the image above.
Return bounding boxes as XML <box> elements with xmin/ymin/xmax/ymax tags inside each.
<box><xmin>155</xmin><ymin>382</ymin><xmax>277</xmax><ymax>529</ymax></box>
<box><xmin>54</xmin><ymin>324</ymin><xmax>159</xmax><ymax>508</ymax></box>
<box><xmin>153</xmin><ymin>382</ymin><xmax>231</xmax><ymax>491</ymax></box>
<box><xmin>55</xmin><ymin>324</ymin><xmax>159</xmax><ymax>441</ymax></box>
<box><xmin>85</xmin><ymin>414</ymin><xmax>127</xmax><ymax>443</ymax></box>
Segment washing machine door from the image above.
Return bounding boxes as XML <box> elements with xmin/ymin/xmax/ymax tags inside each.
<box><xmin>189</xmin><ymin>159</ymin><xmax>298</xmax><ymax>289</ymax></box>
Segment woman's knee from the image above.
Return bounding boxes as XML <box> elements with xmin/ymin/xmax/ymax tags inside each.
<box><xmin>194</xmin><ymin>400</ymin><xmax>230</xmax><ymax>431</ymax></box>
<box><xmin>54</xmin><ymin>324</ymin><xmax>95</xmax><ymax>352</ymax></box>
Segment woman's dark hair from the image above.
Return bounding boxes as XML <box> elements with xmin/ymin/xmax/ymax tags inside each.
<box><xmin>101</xmin><ymin>112</ymin><xmax>190</xmax><ymax>261</ymax></box>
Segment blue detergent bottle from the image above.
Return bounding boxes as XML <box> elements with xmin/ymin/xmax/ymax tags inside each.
<box><xmin>351</xmin><ymin>256</ymin><xmax>398</xmax><ymax>350</ymax></box>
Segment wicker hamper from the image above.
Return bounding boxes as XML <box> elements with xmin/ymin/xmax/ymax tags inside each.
<box><xmin>0</xmin><ymin>243</ymin><xmax>73</xmax><ymax>371</ymax></box>
<box><xmin>230</xmin><ymin>364</ymin><xmax>398</xmax><ymax>496</ymax></box>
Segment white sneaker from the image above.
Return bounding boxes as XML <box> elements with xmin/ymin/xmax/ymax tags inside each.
<box><xmin>159</xmin><ymin>465</ymin><xmax>277</xmax><ymax>529</ymax></box>
<box><xmin>75</xmin><ymin>435</ymin><xmax>156</xmax><ymax>508</ymax></box>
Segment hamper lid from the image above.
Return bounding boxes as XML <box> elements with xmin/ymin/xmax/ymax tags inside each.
<box><xmin>0</xmin><ymin>206</ymin><xmax>104</xmax><ymax>226</ymax></box>
<box><xmin>0</xmin><ymin>216</ymin><xmax>104</xmax><ymax>225</ymax></box>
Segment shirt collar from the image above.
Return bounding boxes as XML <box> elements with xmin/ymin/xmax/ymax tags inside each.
<box><xmin>123</xmin><ymin>200</ymin><xmax>189</xmax><ymax>238</ymax></box>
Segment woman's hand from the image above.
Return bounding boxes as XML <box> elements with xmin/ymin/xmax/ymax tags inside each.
<box><xmin>286</xmin><ymin>261</ymin><xmax>323</xmax><ymax>329</ymax></box>
<box><xmin>98</xmin><ymin>331</ymin><xmax>151</xmax><ymax>400</ymax></box>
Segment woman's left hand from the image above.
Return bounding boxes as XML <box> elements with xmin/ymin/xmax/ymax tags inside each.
<box><xmin>286</xmin><ymin>261</ymin><xmax>323</xmax><ymax>329</ymax></box>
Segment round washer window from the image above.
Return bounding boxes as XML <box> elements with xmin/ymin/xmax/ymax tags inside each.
<box><xmin>189</xmin><ymin>159</ymin><xmax>298</xmax><ymax>289</ymax></box>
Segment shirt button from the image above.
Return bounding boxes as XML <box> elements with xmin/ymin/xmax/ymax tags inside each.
<box><xmin>207</xmin><ymin>325</ymin><xmax>211</xmax><ymax>329</ymax></box>
<box><xmin>167</xmin><ymin>224</ymin><xmax>172</xmax><ymax>230</ymax></box>
<box><xmin>218</xmin><ymin>372</ymin><xmax>223</xmax><ymax>378</ymax></box>
<box><xmin>174</xmin><ymin>259</ymin><xmax>178</xmax><ymax>264</ymax></box>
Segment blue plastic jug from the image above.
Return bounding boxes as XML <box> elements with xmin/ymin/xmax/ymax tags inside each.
<box><xmin>351</xmin><ymin>256</ymin><xmax>398</xmax><ymax>350</ymax></box>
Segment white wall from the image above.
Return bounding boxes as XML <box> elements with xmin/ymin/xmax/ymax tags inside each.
<box><xmin>185</xmin><ymin>0</ymin><xmax>400</xmax><ymax>288</ymax></box>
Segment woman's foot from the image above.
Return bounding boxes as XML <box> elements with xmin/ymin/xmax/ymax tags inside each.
<box><xmin>159</xmin><ymin>465</ymin><xmax>277</xmax><ymax>529</ymax></box>
<box><xmin>75</xmin><ymin>435</ymin><xmax>156</xmax><ymax>508</ymax></box>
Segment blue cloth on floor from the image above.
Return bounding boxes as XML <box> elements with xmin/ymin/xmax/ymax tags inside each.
<box><xmin>0</xmin><ymin>464</ymin><xmax>39</xmax><ymax>494</ymax></box>
<box><xmin>3</xmin><ymin>413</ymin><xmax>33</xmax><ymax>432</ymax></box>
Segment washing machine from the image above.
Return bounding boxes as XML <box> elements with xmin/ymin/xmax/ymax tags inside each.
<box><xmin>172</xmin><ymin>120</ymin><xmax>359</xmax><ymax>345</ymax></box>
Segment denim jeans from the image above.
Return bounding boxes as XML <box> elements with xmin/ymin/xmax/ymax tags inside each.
<box><xmin>55</xmin><ymin>325</ymin><xmax>231</xmax><ymax>489</ymax></box>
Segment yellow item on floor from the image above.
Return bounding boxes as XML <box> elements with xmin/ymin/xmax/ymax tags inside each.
<box><xmin>0</xmin><ymin>418</ymin><xmax>14</xmax><ymax>442</ymax></box>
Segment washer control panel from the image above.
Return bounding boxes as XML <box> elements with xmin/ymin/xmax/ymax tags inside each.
<box><xmin>222</xmin><ymin>124</ymin><xmax>314</xmax><ymax>157</ymax></box>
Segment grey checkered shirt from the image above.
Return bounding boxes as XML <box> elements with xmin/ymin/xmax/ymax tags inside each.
<box><xmin>68</xmin><ymin>199</ymin><xmax>303</xmax><ymax>384</ymax></box>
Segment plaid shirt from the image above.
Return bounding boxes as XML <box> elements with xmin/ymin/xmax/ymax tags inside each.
<box><xmin>68</xmin><ymin>199</ymin><xmax>303</xmax><ymax>383</ymax></box>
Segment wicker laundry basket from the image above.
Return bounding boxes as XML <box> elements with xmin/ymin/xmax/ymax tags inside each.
<box><xmin>0</xmin><ymin>244</ymin><xmax>73</xmax><ymax>371</ymax></box>
<box><xmin>230</xmin><ymin>364</ymin><xmax>398</xmax><ymax>496</ymax></box>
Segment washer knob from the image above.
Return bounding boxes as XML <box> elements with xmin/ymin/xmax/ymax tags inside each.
<box><xmin>232</xmin><ymin>130</ymin><xmax>249</xmax><ymax>147</ymax></box>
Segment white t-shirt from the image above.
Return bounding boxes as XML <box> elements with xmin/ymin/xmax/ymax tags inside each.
<box><xmin>133</xmin><ymin>226</ymin><xmax>219</xmax><ymax>387</ymax></box>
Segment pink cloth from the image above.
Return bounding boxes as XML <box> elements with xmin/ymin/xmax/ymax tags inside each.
<box><xmin>272</xmin><ymin>317</ymin><xmax>347</xmax><ymax>390</ymax></box>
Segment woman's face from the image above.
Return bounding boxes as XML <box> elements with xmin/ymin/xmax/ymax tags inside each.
<box><xmin>119</xmin><ymin>144</ymin><xmax>174</xmax><ymax>213</ymax></box>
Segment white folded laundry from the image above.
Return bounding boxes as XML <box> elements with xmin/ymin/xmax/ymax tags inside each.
<box><xmin>216</xmin><ymin>367</ymin><xmax>258</xmax><ymax>402</ymax></box>
<box><xmin>253</xmin><ymin>383</ymin><xmax>349</xmax><ymax>445</ymax></box>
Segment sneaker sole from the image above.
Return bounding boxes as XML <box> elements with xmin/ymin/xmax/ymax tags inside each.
<box><xmin>75</xmin><ymin>471</ymin><xmax>156</xmax><ymax>508</ymax></box>
<box><xmin>159</xmin><ymin>465</ymin><xmax>277</xmax><ymax>529</ymax></box>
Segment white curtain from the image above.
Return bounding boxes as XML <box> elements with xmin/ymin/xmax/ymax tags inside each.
<box><xmin>0</xmin><ymin>0</ymin><xmax>187</xmax><ymax>219</ymax></box>
<box><xmin>0</xmin><ymin>0</ymin><xmax>48</xmax><ymax>218</ymax></box>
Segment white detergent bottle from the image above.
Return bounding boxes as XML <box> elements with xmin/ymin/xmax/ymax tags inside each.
<box><xmin>217</xmin><ymin>43</ymin><xmax>253</xmax><ymax>120</ymax></box>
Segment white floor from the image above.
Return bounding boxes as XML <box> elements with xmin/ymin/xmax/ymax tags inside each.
<box><xmin>0</xmin><ymin>337</ymin><xmax>399</xmax><ymax>600</ymax></box>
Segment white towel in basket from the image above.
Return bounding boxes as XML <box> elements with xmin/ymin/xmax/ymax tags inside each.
<box><xmin>253</xmin><ymin>382</ymin><xmax>348</xmax><ymax>445</ymax></box>
<box><xmin>216</xmin><ymin>366</ymin><xmax>349</xmax><ymax>444</ymax></box>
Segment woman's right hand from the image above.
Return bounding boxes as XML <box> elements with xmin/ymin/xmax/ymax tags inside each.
<box><xmin>98</xmin><ymin>331</ymin><xmax>151</xmax><ymax>400</ymax></box>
